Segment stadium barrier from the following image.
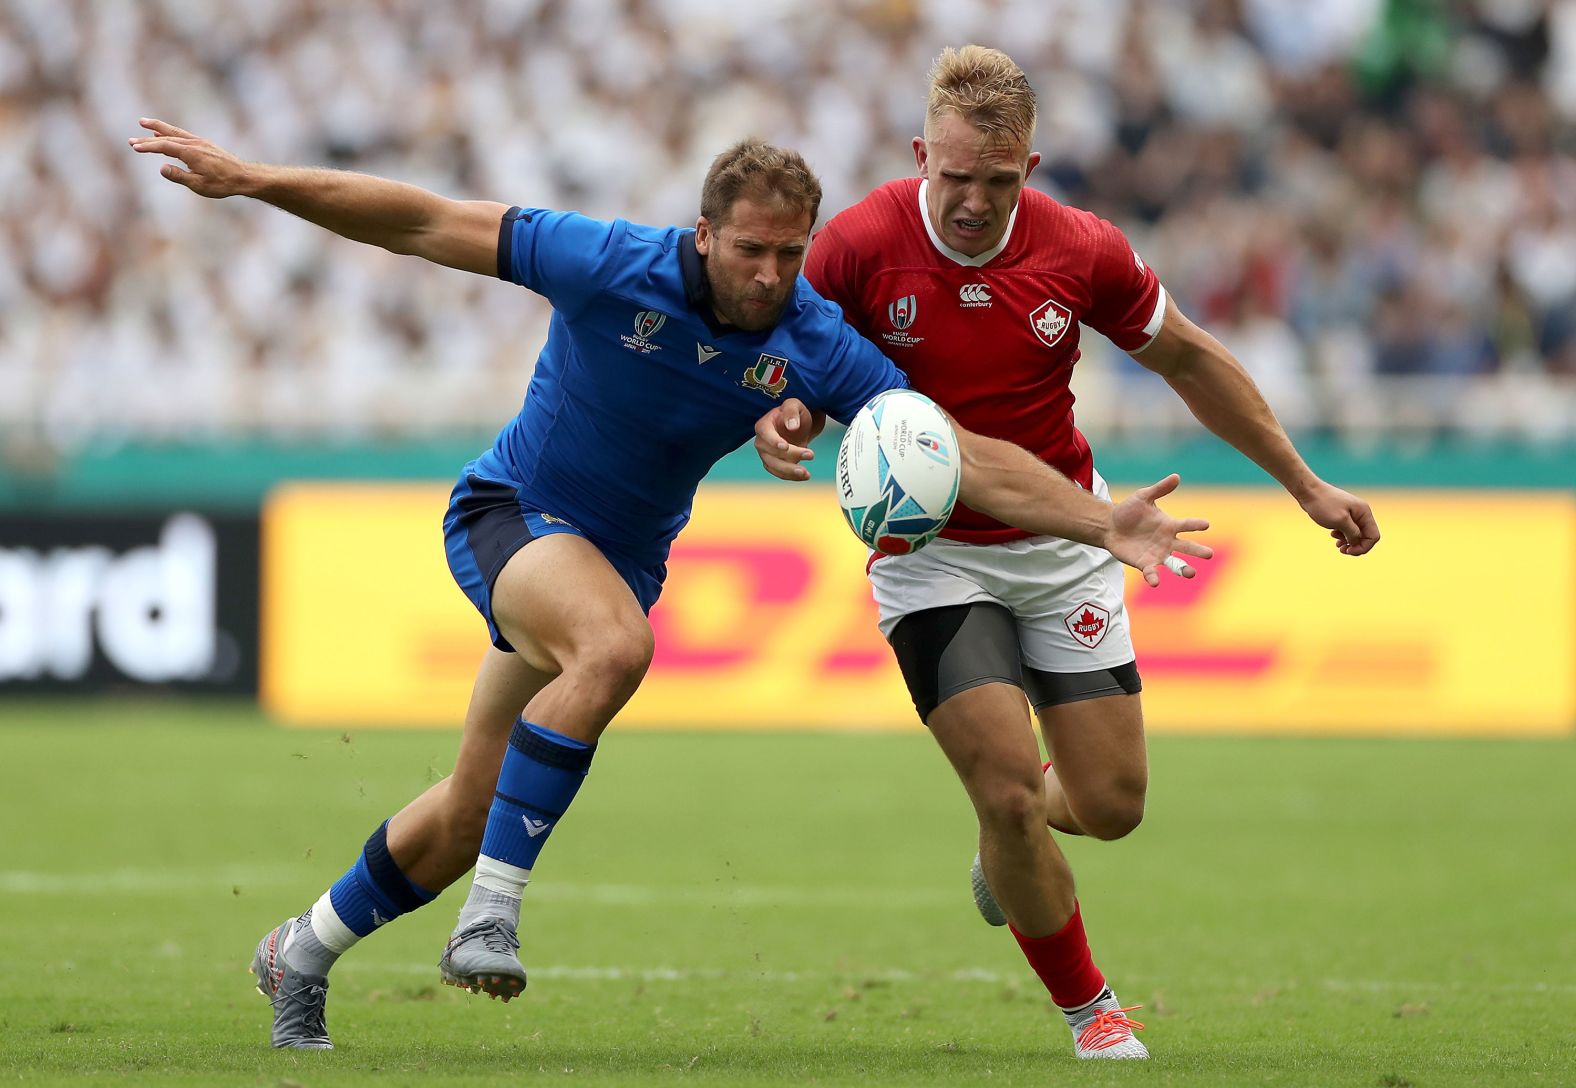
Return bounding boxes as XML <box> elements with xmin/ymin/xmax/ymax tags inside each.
<box><xmin>260</xmin><ymin>483</ymin><xmax>1574</xmax><ymax>735</ymax></box>
<box><xmin>0</xmin><ymin>510</ymin><xmax>260</xmax><ymax>693</ymax></box>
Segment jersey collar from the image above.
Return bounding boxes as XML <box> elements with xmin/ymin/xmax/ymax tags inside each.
<box><xmin>917</xmin><ymin>179</ymin><xmax>1019</xmax><ymax>267</ymax></box>
<box><xmin>679</xmin><ymin>228</ymin><xmax>748</xmax><ymax>338</ymax></box>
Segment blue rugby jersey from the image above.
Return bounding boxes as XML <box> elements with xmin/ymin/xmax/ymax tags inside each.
<box><xmin>470</xmin><ymin>207</ymin><xmax>907</xmax><ymax>568</ymax></box>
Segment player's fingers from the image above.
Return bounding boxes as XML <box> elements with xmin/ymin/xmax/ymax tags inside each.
<box><xmin>159</xmin><ymin>163</ymin><xmax>199</xmax><ymax>188</ymax></box>
<box><xmin>128</xmin><ymin>135</ymin><xmax>181</xmax><ymax>155</ymax></box>
<box><xmin>758</xmin><ymin>454</ymin><xmax>800</xmax><ymax>481</ymax></box>
<box><xmin>1141</xmin><ymin>564</ymin><xmax>1160</xmax><ymax>588</ymax></box>
<box><xmin>1352</xmin><ymin>507</ymin><xmax>1381</xmax><ymax>551</ymax></box>
<box><xmin>1173</xmin><ymin>538</ymin><xmax>1213</xmax><ymax>560</ymax></box>
<box><xmin>754</xmin><ymin>409</ymin><xmax>789</xmax><ymax>451</ymax></box>
<box><xmin>782</xmin><ymin>398</ymin><xmax>809</xmax><ymax>432</ymax></box>
<box><xmin>1162</xmin><ymin>555</ymin><xmax>1195</xmax><ymax>579</ymax></box>
<box><xmin>140</xmin><ymin>117</ymin><xmax>198</xmax><ymax>139</ymax></box>
<box><xmin>1172</xmin><ymin>516</ymin><xmax>1209</xmax><ymax>534</ymax></box>
<box><xmin>1133</xmin><ymin>472</ymin><xmax>1181</xmax><ymax>503</ymax></box>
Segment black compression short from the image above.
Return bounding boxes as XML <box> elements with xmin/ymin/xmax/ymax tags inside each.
<box><xmin>888</xmin><ymin>601</ymin><xmax>1141</xmax><ymax>722</ymax></box>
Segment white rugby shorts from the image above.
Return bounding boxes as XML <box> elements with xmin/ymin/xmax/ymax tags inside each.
<box><xmin>867</xmin><ymin>471</ymin><xmax>1134</xmax><ymax>674</ymax></box>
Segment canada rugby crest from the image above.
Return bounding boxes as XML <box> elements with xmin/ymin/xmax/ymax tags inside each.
<box><xmin>1030</xmin><ymin>297</ymin><xmax>1073</xmax><ymax>348</ymax></box>
<box><xmin>1064</xmin><ymin>602</ymin><xmax>1110</xmax><ymax>648</ymax></box>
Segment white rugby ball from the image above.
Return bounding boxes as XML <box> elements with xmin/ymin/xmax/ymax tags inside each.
<box><xmin>835</xmin><ymin>389</ymin><xmax>961</xmax><ymax>555</ymax></box>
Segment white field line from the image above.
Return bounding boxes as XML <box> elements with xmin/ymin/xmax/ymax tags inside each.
<box><xmin>354</xmin><ymin>962</ymin><xmax>1576</xmax><ymax>995</ymax></box>
<box><xmin>359</xmin><ymin>963</ymin><xmax>1014</xmax><ymax>985</ymax></box>
<box><xmin>0</xmin><ymin>866</ymin><xmax>301</xmax><ymax>893</ymax></box>
<box><xmin>0</xmin><ymin>868</ymin><xmax>955</xmax><ymax>908</ymax></box>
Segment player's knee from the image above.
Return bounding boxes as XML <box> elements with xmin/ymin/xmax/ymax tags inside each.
<box><xmin>576</xmin><ymin>626</ymin><xmax>654</xmax><ymax>702</ymax></box>
<box><xmin>1077</xmin><ymin>789</ymin><xmax>1146</xmax><ymax>841</ymax></box>
<box><xmin>978</xmin><ymin>777</ymin><xmax>1049</xmax><ymax>839</ymax></box>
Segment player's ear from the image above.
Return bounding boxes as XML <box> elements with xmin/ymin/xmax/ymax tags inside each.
<box><xmin>694</xmin><ymin>216</ymin><xmax>713</xmax><ymax>256</ymax></box>
<box><xmin>1024</xmin><ymin>150</ymin><xmax>1042</xmax><ymax>183</ymax></box>
<box><xmin>912</xmin><ymin>136</ymin><xmax>928</xmax><ymax>175</ymax></box>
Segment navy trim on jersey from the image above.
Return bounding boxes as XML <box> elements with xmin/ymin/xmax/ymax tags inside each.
<box><xmin>678</xmin><ymin>229</ymin><xmax>748</xmax><ymax>339</ymax></box>
<box><xmin>497</xmin><ymin>206</ymin><xmax>527</xmax><ymax>281</ymax></box>
<box><xmin>679</xmin><ymin>229</ymin><xmax>708</xmax><ymax>309</ymax></box>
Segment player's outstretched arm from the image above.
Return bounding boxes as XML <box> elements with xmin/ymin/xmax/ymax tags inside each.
<box><xmin>1134</xmin><ymin>295</ymin><xmax>1380</xmax><ymax>556</ymax></box>
<box><xmin>128</xmin><ymin>118</ymin><xmax>507</xmax><ymax>276</ymax></box>
<box><xmin>753</xmin><ymin>398</ymin><xmax>828</xmax><ymax>481</ymax></box>
<box><xmin>954</xmin><ymin>425</ymin><xmax>1212</xmax><ymax>587</ymax></box>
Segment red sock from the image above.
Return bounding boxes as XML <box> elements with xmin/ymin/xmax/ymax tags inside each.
<box><xmin>1010</xmin><ymin>901</ymin><xmax>1106</xmax><ymax>1009</ymax></box>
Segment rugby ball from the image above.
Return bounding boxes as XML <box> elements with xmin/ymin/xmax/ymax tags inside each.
<box><xmin>835</xmin><ymin>389</ymin><xmax>960</xmax><ymax>555</ymax></box>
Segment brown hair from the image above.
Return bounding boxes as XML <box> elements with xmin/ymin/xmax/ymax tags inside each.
<box><xmin>700</xmin><ymin>139</ymin><xmax>823</xmax><ymax>228</ymax></box>
<box><xmin>925</xmin><ymin>45</ymin><xmax>1037</xmax><ymax>146</ymax></box>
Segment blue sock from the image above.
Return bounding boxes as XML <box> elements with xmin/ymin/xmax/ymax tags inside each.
<box><xmin>477</xmin><ymin>720</ymin><xmax>595</xmax><ymax>876</ymax></box>
<box><xmin>325</xmin><ymin>819</ymin><xmax>437</xmax><ymax>937</ymax></box>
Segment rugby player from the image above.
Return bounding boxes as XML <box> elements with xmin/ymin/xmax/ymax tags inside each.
<box><xmin>130</xmin><ymin>119</ymin><xmax>1212</xmax><ymax>1050</ymax></box>
<box><xmin>755</xmin><ymin>46</ymin><xmax>1379</xmax><ymax>1060</ymax></box>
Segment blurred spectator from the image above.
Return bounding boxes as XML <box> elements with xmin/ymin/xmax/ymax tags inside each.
<box><xmin>0</xmin><ymin>0</ymin><xmax>1571</xmax><ymax>455</ymax></box>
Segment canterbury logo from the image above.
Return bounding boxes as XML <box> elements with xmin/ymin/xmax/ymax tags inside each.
<box><xmin>959</xmin><ymin>284</ymin><xmax>992</xmax><ymax>304</ymax></box>
<box><xmin>522</xmin><ymin>816</ymin><xmax>551</xmax><ymax>838</ymax></box>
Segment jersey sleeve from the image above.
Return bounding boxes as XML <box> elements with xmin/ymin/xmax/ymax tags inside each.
<box><xmin>1082</xmin><ymin>217</ymin><xmax>1168</xmax><ymax>353</ymax></box>
<box><xmin>812</xmin><ymin>320</ymin><xmax>910</xmax><ymax>426</ymax></box>
<box><xmin>805</xmin><ymin>220</ymin><xmax>877</xmax><ymax>340</ymax></box>
<box><xmin>496</xmin><ymin>207</ymin><xmax>626</xmax><ymax>314</ymax></box>
<box><xmin>805</xmin><ymin>219</ymin><xmax>852</xmax><ymax>302</ymax></box>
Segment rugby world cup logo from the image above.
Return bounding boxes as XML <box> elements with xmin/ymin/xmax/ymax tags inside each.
<box><xmin>634</xmin><ymin>310</ymin><xmax>667</xmax><ymax>339</ymax></box>
<box><xmin>888</xmin><ymin>294</ymin><xmax>918</xmax><ymax>330</ymax></box>
<box><xmin>916</xmin><ymin>430</ymin><xmax>952</xmax><ymax>467</ymax></box>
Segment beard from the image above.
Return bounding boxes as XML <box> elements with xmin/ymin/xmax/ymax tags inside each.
<box><xmin>708</xmin><ymin>271</ymin><xmax>791</xmax><ymax>332</ymax></box>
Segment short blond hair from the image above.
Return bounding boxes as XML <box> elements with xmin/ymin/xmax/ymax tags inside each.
<box><xmin>925</xmin><ymin>45</ymin><xmax>1036</xmax><ymax>146</ymax></box>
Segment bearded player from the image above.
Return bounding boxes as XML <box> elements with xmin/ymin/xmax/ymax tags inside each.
<box><xmin>755</xmin><ymin>46</ymin><xmax>1380</xmax><ymax>1060</ymax></box>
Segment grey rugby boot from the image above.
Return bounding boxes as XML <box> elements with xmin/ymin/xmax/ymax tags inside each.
<box><xmin>439</xmin><ymin>917</ymin><xmax>527</xmax><ymax>1001</ymax></box>
<box><xmin>970</xmin><ymin>853</ymin><xmax>1008</xmax><ymax>926</ymax></box>
<box><xmin>250</xmin><ymin>918</ymin><xmax>334</xmax><ymax>1049</ymax></box>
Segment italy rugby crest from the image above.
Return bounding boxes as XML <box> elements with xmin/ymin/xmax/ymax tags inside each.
<box><xmin>740</xmin><ymin>353</ymin><xmax>790</xmax><ymax>398</ymax></box>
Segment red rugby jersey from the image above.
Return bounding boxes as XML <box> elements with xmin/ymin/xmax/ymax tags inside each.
<box><xmin>807</xmin><ymin>178</ymin><xmax>1166</xmax><ymax>543</ymax></box>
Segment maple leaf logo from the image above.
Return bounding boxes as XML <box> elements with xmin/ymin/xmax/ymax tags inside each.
<box><xmin>1064</xmin><ymin>602</ymin><xmax>1111</xmax><ymax>648</ymax></box>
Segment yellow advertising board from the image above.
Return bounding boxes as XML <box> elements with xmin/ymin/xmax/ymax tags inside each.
<box><xmin>262</xmin><ymin>483</ymin><xmax>1575</xmax><ymax>735</ymax></box>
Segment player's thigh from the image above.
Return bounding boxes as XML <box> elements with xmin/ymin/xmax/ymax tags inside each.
<box><xmin>1035</xmin><ymin>691</ymin><xmax>1148</xmax><ymax>816</ymax></box>
<box><xmin>490</xmin><ymin>532</ymin><xmax>655</xmax><ymax>681</ymax></box>
<box><xmin>889</xmin><ymin>601</ymin><xmax>1044</xmax><ymax>816</ymax></box>
<box><xmin>927</xmin><ymin>683</ymin><xmax>1046</xmax><ymax>823</ymax></box>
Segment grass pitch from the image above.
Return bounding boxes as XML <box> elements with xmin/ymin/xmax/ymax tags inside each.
<box><xmin>0</xmin><ymin>700</ymin><xmax>1571</xmax><ymax>1087</ymax></box>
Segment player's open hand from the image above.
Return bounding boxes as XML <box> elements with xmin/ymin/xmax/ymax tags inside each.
<box><xmin>754</xmin><ymin>398</ymin><xmax>817</xmax><ymax>482</ymax></box>
<box><xmin>1297</xmin><ymin>481</ymin><xmax>1380</xmax><ymax>556</ymax></box>
<box><xmin>1109</xmin><ymin>473</ymin><xmax>1213</xmax><ymax>587</ymax></box>
<box><xmin>128</xmin><ymin>119</ymin><xmax>251</xmax><ymax>198</ymax></box>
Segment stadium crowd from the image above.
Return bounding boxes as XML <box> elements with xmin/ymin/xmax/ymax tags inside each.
<box><xmin>2</xmin><ymin>0</ymin><xmax>1573</xmax><ymax>453</ymax></box>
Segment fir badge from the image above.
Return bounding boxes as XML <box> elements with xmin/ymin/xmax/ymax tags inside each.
<box><xmin>740</xmin><ymin>353</ymin><xmax>790</xmax><ymax>398</ymax></box>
